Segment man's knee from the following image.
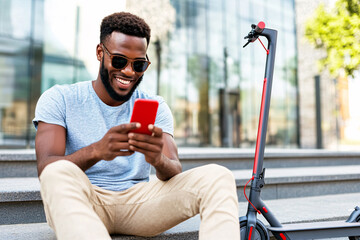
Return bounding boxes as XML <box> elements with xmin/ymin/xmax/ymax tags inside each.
<box><xmin>40</xmin><ymin>159</ymin><xmax>93</xmax><ymax>203</ymax></box>
<box><xmin>40</xmin><ymin>160</ymin><xmax>80</xmax><ymax>181</ymax></box>
<box><xmin>192</xmin><ymin>164</ymin><xmax>236</xmax><ymax>190</ymax></box>
<box><xmin>39</xmin><ymin>160</ymin><xmax>86</xmax><ymax>193</ymax></box>
<box><xmin>201</xmin><ymin>164</ymin><xmax>235</xmax><ymax>181</ymax></box>
<box><xmin>193</xmin><ymin>164</ymin><xmax>238</xmax><ymax>208</ymax></box>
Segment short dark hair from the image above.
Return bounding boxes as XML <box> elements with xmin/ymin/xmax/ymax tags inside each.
<box><xmin>100</xmin><ymin>12</ymin><xmax>151</xmax><ymax>46</ymax></box>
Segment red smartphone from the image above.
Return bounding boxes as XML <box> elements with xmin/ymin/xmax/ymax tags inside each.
<box><xmin>129</xmin><ymin>99</ymin><xmax>159</xmax><ymax>135</ymax></box>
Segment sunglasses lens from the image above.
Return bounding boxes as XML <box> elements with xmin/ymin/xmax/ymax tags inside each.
<box><xmin>112</xmin><ymin>56</ymin><xmax>128</xmax><ymax>69</ymax></box>
<box><xmin>133</xmin><ymin>61</ymin><xmax>149</xmax><ymax>72</ymax></box>
<box><xmin>111</xmin><ymin>55</ymin><xmax>149</xmax><ymax>72</ymax></box>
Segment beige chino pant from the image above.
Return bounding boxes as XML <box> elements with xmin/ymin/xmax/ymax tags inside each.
<box><xmin>40</xmin><ymin>160</ymin><xmax>240</xmax><ymax>240</ymax></box>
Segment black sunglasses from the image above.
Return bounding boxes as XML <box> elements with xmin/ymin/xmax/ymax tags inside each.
<box><xmin>101</xmin><ymin>43</ymin><xmax>151</xmax><ymax>73</ymax></box>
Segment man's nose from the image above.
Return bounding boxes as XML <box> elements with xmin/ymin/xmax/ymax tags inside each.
<box><xmin>121</xmin><ymin>62</ymin><xmax>135</xmax><ymax>76</ymax></box>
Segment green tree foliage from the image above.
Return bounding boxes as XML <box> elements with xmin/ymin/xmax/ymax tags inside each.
<box><xmin>305</xmin><ymin>0</ymin><xmax>360</xmax><ymax>77</ymax></box>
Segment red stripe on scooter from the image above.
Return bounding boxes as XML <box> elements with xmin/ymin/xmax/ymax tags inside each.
<box><xmin>253</xmin><ymin>78</ymin><xmax>267</xmax><ymax>174</ymax></box>
<box><xmin>262</xmin><ymin>206</ymin><xmax>268</xmax><ymax>213</ymax></box>
<box><xmin>248</xmin><ymin>226</ymin><xmax>253</xmax><ymax>240</ymax></box>
<box><xmin>280</xmin><ymin>233</ymin><xmax>286</xmax><ymax>239</ymax></box>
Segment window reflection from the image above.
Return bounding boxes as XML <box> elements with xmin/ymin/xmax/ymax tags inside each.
<box><xmin>0</xmin><ymin>0</ymin><xmax>299</xmax><ymax>148</ymax></box>
<box><xmin>0</xmin><ymin>0</ymin><xmax>38</xmax><ymax>148</ymax></box>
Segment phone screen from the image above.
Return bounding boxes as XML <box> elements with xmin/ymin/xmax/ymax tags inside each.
<box><xmin>129</xmin><ymin>99</ymin><xmax>159</xmax><ymax>135</ymax></box>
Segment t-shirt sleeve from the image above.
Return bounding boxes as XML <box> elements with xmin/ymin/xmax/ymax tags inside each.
<box><xmin>155</xmin><ymin>99</ymin><xmax>174</xmax><ymax>137</ymax></box>
<box><xmin>33</xmin><ymin>86</ymin><xmax>66</xmax><ymax>130</ymax></box>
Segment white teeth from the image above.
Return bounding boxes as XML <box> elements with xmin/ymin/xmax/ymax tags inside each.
<box><xmin>116</xmin><ymin>78</ymin><xmax>131</xmax><ymax>85</ymax></box>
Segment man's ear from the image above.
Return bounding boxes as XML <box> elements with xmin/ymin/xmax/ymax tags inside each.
<box><xmin>96</xmin><ymin>44</ymin><xmax>102</xmax><ymax>61</ymax></box>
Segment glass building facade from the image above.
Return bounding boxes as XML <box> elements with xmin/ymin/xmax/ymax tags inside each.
<box><xmin>0</xmin><ymin>0</ymin><xmax>298</xmax><ymax>148</ymax></box>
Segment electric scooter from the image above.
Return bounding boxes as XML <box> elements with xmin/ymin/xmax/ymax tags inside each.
<box><xmin>240</xmin><ymin>22</ymin><xmax>360</xmax><ymax>240</ymax></box>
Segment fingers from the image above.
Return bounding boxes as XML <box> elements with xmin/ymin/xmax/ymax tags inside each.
<box><xmin>99</xmin><ymin>123</ymin><xmax>141</xmax><ymax>160</ymax></box>
<box><xmin>128</xmin><ymin>139</ymin><xmax>162</xmax><ymax>153</ymax></box>
<box><xmin>101</xmin><ymin>141</ymin><xmax>134</xmax><ymax>160</ymax></box>
<box><xmin>107</xmin><ymin>141</ymin><xmax>132</xmax><ymax>152</ymax></box>
<box><xmin>102</xmin><ymin>148</ymin><xmax>134</xmax><ymax>160</ymax></box>
<box><xmin>148</xmin><ymin>124</ymin><xmax>163</xmax><ymax>137</ymax></box>
<box><xmin>105</xmin><ymin>132</ymin><xmax>129</xmax><ymax>142</ymax></box>
<box><xmin>111</xmin><ymin>122</ymin><xmax>140</xmax><ymax>133</ymax></box>
<box><xmin>128</xmin><ymin>125</ymin><xmax>163</xmax><ymax>151</ymax></box>
<box><xmin>128</xmin><ymin>125</ymin><xmax>162</xmax><ymax>143</ymax></box>
<box><xmin>103</xmin><ymin>124</ymin><xmax>163</xmax><ymax>161</ymax></box>
<box><xmin>116</xmin><ymin>150</ymin><xmax>134</xmax><ymax>156</ymax></box>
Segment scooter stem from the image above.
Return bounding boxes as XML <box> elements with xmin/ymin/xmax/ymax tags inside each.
<box><xmin>252</xmin><ymin>28</ymin><xmax>278</xmax><ymax>177</ymax></box>
<box><xmin>245</xmin><ymin>27</ymin><xmax>278</xmax><ymax>240</ymax></box>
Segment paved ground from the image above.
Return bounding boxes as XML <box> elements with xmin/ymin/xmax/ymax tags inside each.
<box><xmin>239</xmin><ymin>192</ymin><xmax>360</xmax><ymax>224</ymax></box>
<box><xmin>238</xmin><ymin>193</ymin><xmax>360</xmax><ymax>240</ymax></box>
<box><xmin>1</xmin><ymin>193</ymin><xmax>360</xmax><ymax>239</ymax></box>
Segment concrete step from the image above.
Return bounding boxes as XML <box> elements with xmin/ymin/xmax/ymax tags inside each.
<box><xmin>0</xmin><ymin>149</ymin><xmax>38</xmax><ymax>178</ymax></box>
<box><xmin>0</xmin><ymin>178</ymin><xmax>44</xmax><ymax>225</ymax></box>
<box><xmin>179</xmin><ymin>148</ymin><xmax>360</xmax><ymax>171</ymax></box>
<box><xmin>238</xmin><ymin>165</ymin><xmax>360</xmax><ymax>202</ymax></box>
<box><xmin>2</xmin><ymin>148</ymin><xmax>360</xmax><ymax>178</ymax></box>
<box><xmin>2</xmin><ymin>193</ymin><xmax>360</xmax><ymax>240</ymax></box>
<box><xmin>0</xmin><ymin>216</ymin><xmax>200</xmax><ymax>240</ymax></box>
<box><xmin>1</xmin><ymin>165</ymin><xmax>360</xmax><ymax>225</ymax></box>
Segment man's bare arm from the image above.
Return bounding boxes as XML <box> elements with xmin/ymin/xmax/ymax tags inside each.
<box><xmin>128</xmin><ymin>125</ymin><xmax>182</xmax><ymax>181</ymax></box>
<box><xmin>35</xmin><ymin>121</ymin><xmax>139</xmax><ymax>176</ymax></box>
<box><xmin>152</xmin><ymin>133</ymin><xmax>182</xmax><ymax>180</ymax></box>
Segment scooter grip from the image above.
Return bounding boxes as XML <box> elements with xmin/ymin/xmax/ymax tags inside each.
<box><xmin>255</xmin><ymin>21</ymin><xmax>265</xmax><ymax>33</ymax></box>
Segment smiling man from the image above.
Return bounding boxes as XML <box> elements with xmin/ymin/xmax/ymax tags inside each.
<box><xmin>33</xmin><ymin>12</ymin><xmax>240</xmax><ymax>240</ymax></box>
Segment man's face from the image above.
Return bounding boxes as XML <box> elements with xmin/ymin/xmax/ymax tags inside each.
<box><xmin>99</xmin><ymin>32</ymin><xmax>148</xmax><ymax>103</ymax></box>
<box><xmin>100</xmin><ymin>56</ymin><xmax>143</xmax><ymax>102</ymax></box>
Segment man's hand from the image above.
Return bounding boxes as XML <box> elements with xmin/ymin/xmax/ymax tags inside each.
<box><xmin>92</xmin><ymin>122</ymin><xmax>140</xmax><ymax>161</ymax></box>
<box><xmin>128</xmin><ymin>124</ymin><xmax>164</xmax><ymax>166</ymax></box>
<box><xmin>128</xmin><ymin>124</ymin><xmax>182</xmax><ymax>180</ymax></box>
<box><xmin>36</xmin><ymin>122</ymin><xmax>142</xmax><ymax>176</ymax></box>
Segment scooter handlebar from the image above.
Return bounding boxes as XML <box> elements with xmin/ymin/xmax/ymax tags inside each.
<box><xmin>243</xmin><ymin>21</ymin><xmax>266</xmax><ymax>48</ymax></box>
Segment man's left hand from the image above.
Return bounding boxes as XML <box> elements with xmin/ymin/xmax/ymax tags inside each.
<box><xmin>128</xmin><ymin>124</ymin><xmax>164</xmax><ymax>167</ymax></box>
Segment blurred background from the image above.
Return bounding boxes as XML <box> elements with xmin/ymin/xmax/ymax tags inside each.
<box><xmin>0</xmin><ymin>0</ymin><xmax>359</xmax><ymax>150</ymax></box>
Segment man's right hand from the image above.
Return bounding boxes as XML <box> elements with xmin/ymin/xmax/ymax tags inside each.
<box><xmin>92</xmin><ymin>122</ymin><xmax>141</xmax><ymax>160</ymax></box>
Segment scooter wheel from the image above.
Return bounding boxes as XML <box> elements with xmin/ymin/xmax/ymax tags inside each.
<box><xmin>240</xmin><ymin>219</ymin><xmax>269</xmax><ymax>240</ymax></box>
<box><xmin>349</xmin><ymin>215</ymin><xmax>360</xmax><ymax>240</ymax></box>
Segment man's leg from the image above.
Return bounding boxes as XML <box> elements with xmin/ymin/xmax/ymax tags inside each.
<box><xmin>110</xmin><ymin>164</ymin><xmax>240</xmax><ymax>240</ymax></box>
<box><xmin>39</xmin><ymin>160</ymin><xmax>112</xmax><ymax>240</ymax></box>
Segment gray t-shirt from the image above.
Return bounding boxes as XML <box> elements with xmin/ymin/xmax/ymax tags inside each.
<box><xmin>33</xmin><ymin>80</ymin><xmax>174</xmax><ymax>191</ymax></box>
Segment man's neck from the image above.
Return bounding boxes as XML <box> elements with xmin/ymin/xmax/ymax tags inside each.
<box><xmin>92</xmin><ymin>79</ymin><xmax>125</xmax><ymax>107</ymax></box>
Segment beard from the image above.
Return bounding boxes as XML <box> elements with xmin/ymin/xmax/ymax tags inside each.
<box><xmin>100</xmin><ymin>57</ymin><xmax>143</xmax><ymax>102</ymax></box>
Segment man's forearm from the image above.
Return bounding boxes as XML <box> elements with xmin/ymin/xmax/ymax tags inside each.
<box><xmin>153</xmin><ymin>154</ymin><xmax>182</xmax><ymax>181</ymax></box>
<box><xmin>37</xmin><ymin>143</ymin><xmax>100</xmax><ymax>176</ymax></box>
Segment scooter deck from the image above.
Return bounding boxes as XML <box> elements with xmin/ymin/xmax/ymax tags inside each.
<box><xmin>268</xmin><ymin>220</ymin><xmax>360</xmax><ymax>239</ymax></box>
